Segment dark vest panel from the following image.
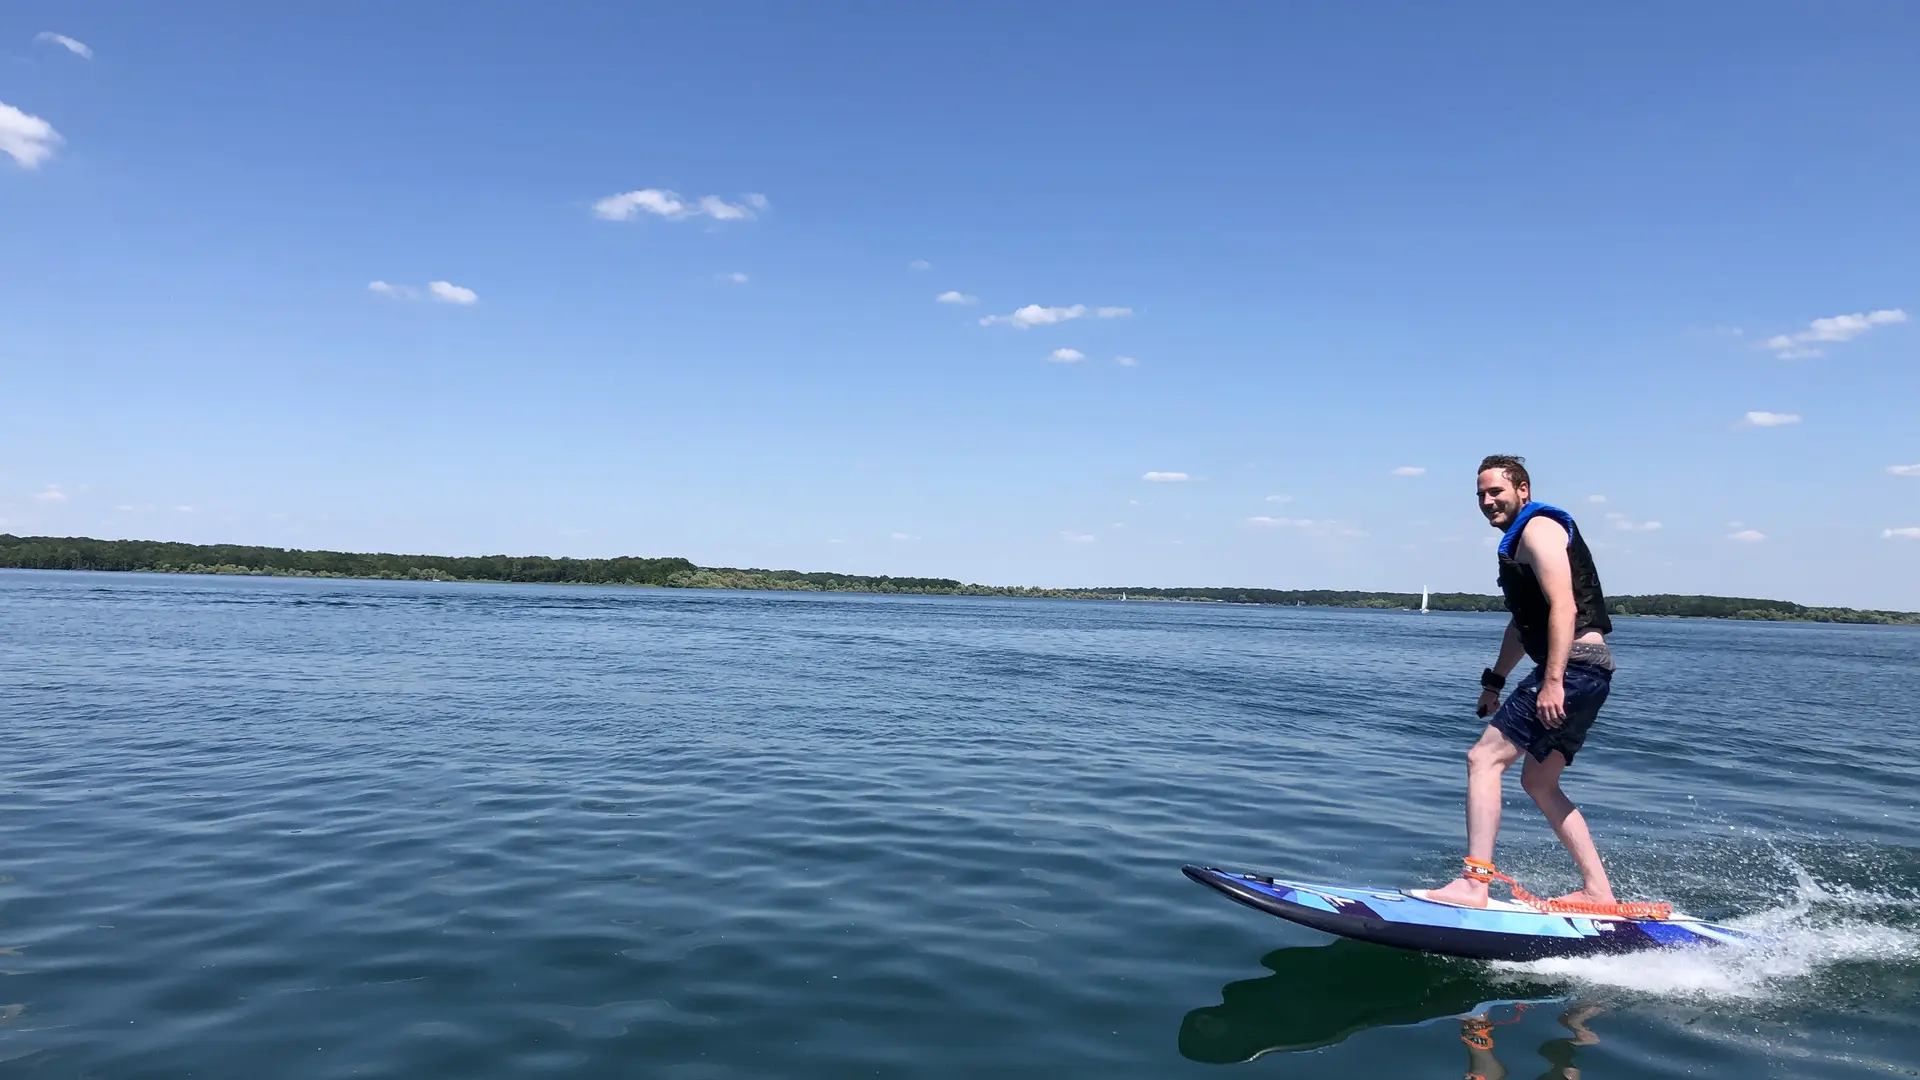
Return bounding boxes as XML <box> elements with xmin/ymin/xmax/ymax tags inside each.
<box><xmin>1495</xmin><ymin>503</ymin><xmax>1613</xmax><ymax>664</ymax></box>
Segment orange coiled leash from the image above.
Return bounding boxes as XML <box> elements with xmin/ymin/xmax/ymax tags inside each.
<box><xmin>1463</xmin><ymin>857</ymin><xmax>1673</xmax><ymax>920</ymax></box>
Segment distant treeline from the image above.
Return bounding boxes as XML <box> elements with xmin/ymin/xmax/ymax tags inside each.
<box><xmin>3</xmin><ymin>534</ymin><xmax>1915</xmax><ymax>625</ymax></box>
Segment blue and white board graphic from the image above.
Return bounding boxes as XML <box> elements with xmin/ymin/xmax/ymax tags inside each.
<box><xmin>1184</xmin><ymin>865</ymin><xmax>1753</xmax><ymax>961</ymax></box>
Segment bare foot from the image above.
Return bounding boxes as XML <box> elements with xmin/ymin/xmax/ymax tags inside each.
<box><xmin>1552</xmin><ymin>887</ymin><xmax>1617</xmax><ymax>906</ymax></box>
<box><xmin>1424</xmin><ymin>876</ymin><xmax>1490</xmax><ymax>908</ymax></box>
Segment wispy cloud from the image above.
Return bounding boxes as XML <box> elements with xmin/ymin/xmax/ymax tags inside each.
<box><xmin>31</xmin><ymin>485</ymin><xmax>67</xmax><ymax>503</ymax></box>
<box><xmin>427</xmin><ymin>281</ymin><xmax>478</xmax><ymax>305</ymax></box>
<box><xmin>1142</xmin><ymin>471</ymin><xmax>1190</xmax><ymax>483</ymax></box>
<box><xmin>1887</xmin><ymin>464</ymin><xmax>1920</xmax><ymax>477</ymax></box>
<box><xmin>1605</xmin><ymin>512</ymin><xmax>1662</xmax><ymax>532</ymax></box>
<box><xmin>720</xmin><ymin>271</ymin><xmax>750</xmax><ymax>284</ymax></box>
<box><xmin>175</xmin><ymin>505</ymin><xmax>194</xmax><ymax>513</ymax></box>
<box><xmin>1266</xmin><ymin>494</ymin><xmax>1294</xmax><ymax>504</ymax></box>
<box><xmin>908</xmin><ymin>260</ymin><xmax>931</xmax><ymax>272</ymax></box>
<box><xmin>1587</xmin><ymin>494</ymin><xmax>1607</xmax><ymax>504</ymax></box>
<box><xmin>1727</xmin><ymin>529</ymin><xmax>1766</xmax><ymax>543</ymax></box>
<box><xmin>936</xmin><ymin>290</ymin><xmax>977</xmax><ymax>306</ymax></box>
<box><xmin>1114</xmin><ymin>355</ymin><xmax>1139</xmax><ymax>367</ymax></box>
<box><xmin>1391</xmin><ymin>466</ymin><xmax>1426</xmax><ymax>477</ymax></box>
<box><xmin>1247</xmin><ymin>516</ymin><xmax>1367</xmax><ymax>538</ymax></box>
<box><xmin>1743</xmin><ymin>411</ymin><xmax>1801</xmax><ymax>427</ymax></box>
<box><xmin>371</xmin><ymin>280</ymin><xmax>478</xmax><ymax>304</ymax></box>
<box><xmin>1059</xmin><ymin>531</ymin><xmax>1096</xmax><ymax>544</ymax></box>
<box><xmin>1884</xmin><ymin>527</ymin><xmax>1920</xmax><ymax>540</ymax></box>
<box><xmin>0</xmin><ymin>101</ymin><xmax>62</xmax><ymax>169</ymax></box>
<box><xmin>1048</xmin><ymin>348</ymin><xmax>1084</xmax><ymax>363</ymax></box>
<box><xmin>1761</xmin><ymin>309</ymin><xmax>1907</xmax><ymax>359</ymax></box>
<box><xmin>978</xmin><ymin>303</ymin><xmax>1132</xmax><ymax>329</ymax></box>
<box><xmin>35</xmin><ymin>32</ymin><xmax>92</xmax><ymax>59</ymax></box>
<box><xmin>593</xmin><ymin>188</ymin><xmax>766</xmax><ymax>223</ymax></box>
<box><xmin>889</xmin><ymin>531</ymin><xmax>916</xmax><ymax>541</ymax></box>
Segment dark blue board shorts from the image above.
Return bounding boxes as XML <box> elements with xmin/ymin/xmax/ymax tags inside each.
<box><xmin>1490</xmin><ymin>663</ymin><xmax>1612</xmax><ymax>765</ymax></box>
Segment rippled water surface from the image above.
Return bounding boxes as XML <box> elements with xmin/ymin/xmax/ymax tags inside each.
<box><xmin>4</xmin><ymin>570</ymin><xmax>1918</xmax><ymax>1078</ymax></box>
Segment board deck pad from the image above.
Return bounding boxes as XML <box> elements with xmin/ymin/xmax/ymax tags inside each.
<box><xmin>1184</xmin><ymin>865</ymin><xmax>1753</xmax><ymax>961</ymax></box>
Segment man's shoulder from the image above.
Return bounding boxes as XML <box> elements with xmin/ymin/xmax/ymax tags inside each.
<box><xmin>1516</xmin><ymin>512</ymin><xmax>1571</xmax><ymax>560</ymax></box>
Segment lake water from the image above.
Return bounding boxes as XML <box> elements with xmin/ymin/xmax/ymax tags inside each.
<box><xmin>3</xmin><ymin>569</ymin><xmax>1917</xmax><ymax>1078</ymax></box>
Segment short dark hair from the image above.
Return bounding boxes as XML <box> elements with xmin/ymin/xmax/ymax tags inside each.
<box><xmin>1477</xmin><ymin>454</ymin><xmax>1530</xmax><ymax>489</ymax></box>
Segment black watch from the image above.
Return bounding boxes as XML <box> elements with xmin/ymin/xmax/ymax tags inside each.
<box><xmin>1480</xmin><ymin>668</ymin><xmax>1506</xmax><ymax>692</ymax></box>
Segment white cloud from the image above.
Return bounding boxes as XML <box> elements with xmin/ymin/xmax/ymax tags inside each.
<box><xmin>978</xmin><ymin>303</ymin><xmax>1133</xmax><ymax>329</ymax></box>
<box><xmin>1391</xmin><ymin>466</ymin><xmax>1426</xmax><ymax>477</ymax></box>
<box><xmin>721</xmin><ymin>271</ymin><xmax>750</xmax><ymax>284</ymax></box>
<box><xmin>980</xmin><ymin>303</ymin><xmax>1085</xmax><ymax>328</ymax></box>
<box><xmin>1727</xmin><ymin>529</ymin><xmax>1766</xmax><ymax>543</ymax></box>
<box><xmin>0</xmin><ymin>101</ymin><xmax>62</xmax><ymax>169</ymax></box>
<box><xmin>1266</xmin><ymin>494</ymin><xmax>1294</xmax><ymax>504</ymax></box>
<box><xmin>32</xmin><ymin>485</ymin><xmax>67</xmax><ymax>503</ymax></box>
<box><xmin>890</xmin><ymin>531</ymin><xmax>914</xmax><ymax>541</ymax></box>
<box><xmin>372</xmin><ymin>280</ymin><xmax>477</xmax><ymax>304</ymax></box>
<box><xmin>1059</xmin><ymin>531</ymin><xmax>1096</xmax><ymax>544</ymax></box>
<box><xmin>1743</xmin><ymin>411</ymin><xmax>1801</xmax><ymax>427</ymax></box>
<box><xmin>1605</xmin><ymin>512</ymin><xmax>1662</xmax><ymax>532</ymax></box>
<box><xmin>1247</xmin><ymin>515</ymin><xmax>1365</xmax><ymax>538</ymax></box>
<box><xmin>1883</xmin><ymin>527</ymin><xmax>1920</xmax><ymax>540</ymax></box>
<box><xmin>1761</xmin><ymin>309</ymin><xmax>1907</xmax><ymax>359</ymax></box>
<box><xmin>1587</xmin><ymin>494</ymin><xmax>1607</xmax><ymax>504</ymax></box>
<box><xmin>1887</xmin><ymin>464</ymin><xmax>1920</xmax><ymax>477</ymax></box>
<box><xmin>592</xmin><ymin>188</ymin><xmax>764</xmax><ymax>223</ymax></box>
<box><xmin>908</xmin><ymin>260</ymin><xmax>931</xmax><ymax>272</ymax></box>
<box><xmin>427</xmin><ymin>280</ymin><xmax>478</xmax><ymax>305</ymax></box>
<box><xmin>1115</xmin><ymin>355</ymin><xmax>1139</xmax><ymax>367</ymax></box>
<box><xmin>1048</xmin><ymin>348</ymin><xmax>1085</xmax><ymax>363</ymax></box>
<box><xmin>116</xmin><ymin>504</ymin><xmax>135</xmax><ymax>512</ymax></box>
<box><xmin>936</xmin><ymin>291</ymin><xmax>977</xmax><ymax>306</ymax></box>
<box><xmin>35</xmin><ymin>32</ymin><xmax>92</xmax><ymax>59</ymax></box>
<box><xmin>175</xmin><ymin>505</ymin><xmax>194</xmax><ymax>513</ymax></box>
<box><xmin>1142</xmin><ymin>471</ymin><xmax>1190</xmax><ymax>483</ymax></box>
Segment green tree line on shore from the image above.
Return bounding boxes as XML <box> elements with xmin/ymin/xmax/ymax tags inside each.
<box><xmin>4</xmin><ymin>533</ymin><xmax>1915</xmax><ymax>625</ymax></box>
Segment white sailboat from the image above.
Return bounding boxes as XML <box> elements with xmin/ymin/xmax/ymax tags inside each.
<box><xmin>1420</xmin><ymin>585</ymin><xmax>1429</xmax><ymax>613</ymax></box>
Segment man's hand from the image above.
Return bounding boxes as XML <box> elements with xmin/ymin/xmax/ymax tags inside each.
<box><xmin>1476</xmin><ymin>689</ymin><xmax>1501</xmax><ymax>718</ymax></box>
<box><xmin>1536</xmin><ymin>678</ymin><xmax>1567</xmax><ymax>728</ymax></box>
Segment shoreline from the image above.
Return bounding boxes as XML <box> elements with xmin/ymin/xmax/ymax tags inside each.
<box><xmin>4</xmin><ymin>534</ymin><xmax>1915</xmax><ymax>626</ymax></box>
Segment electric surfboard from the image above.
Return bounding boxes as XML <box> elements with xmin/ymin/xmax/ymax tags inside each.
<box><xmin>1184</xmin><ymin>865</ymin><xmax>1754</xmax><ymax>961</ymax></box>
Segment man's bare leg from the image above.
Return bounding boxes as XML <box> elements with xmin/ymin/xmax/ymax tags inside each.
<box><xmin>1426</xmin><ymin>725</ymin><xmax>1524</xmax><ymax>907</ymax></box>
<box><xmin>1520</xmin><ymin>751</ymin><xmax>1616</xmax><ymax>905</ymax></box>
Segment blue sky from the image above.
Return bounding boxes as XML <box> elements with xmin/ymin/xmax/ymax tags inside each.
<box><xmin>3</xmin><ymin>4</ymin><xmax>1917</xmax><ymax>608</ymax></box>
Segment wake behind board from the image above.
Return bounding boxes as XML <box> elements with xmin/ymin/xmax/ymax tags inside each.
<box><xmin>1184</xmin><ymin>865</ymin><xmax>1753</xmax><ymax>961</ymax></box>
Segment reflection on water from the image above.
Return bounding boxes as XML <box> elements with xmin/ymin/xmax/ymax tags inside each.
<box><xmin>1179</xmin><ymin>939</ymin><xmax>1604</xmax><ymax>1077</ymax></box>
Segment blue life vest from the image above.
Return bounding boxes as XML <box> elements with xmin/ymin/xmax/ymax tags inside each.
<box><xmin>1496</xmin><ymin>502</ymin><xmax>1612</xmax><ymax>663</ymax></box>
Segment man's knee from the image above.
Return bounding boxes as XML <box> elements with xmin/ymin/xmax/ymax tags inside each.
<box><xmin>1521</xmin><ymin>753</ymin><xmax>1569</xmax><ymax>802</ymax></box>
<box><xmin>1467</xmin><ymin>736</ymin><xmax>1516</xmax><ymax>775</ymax></box>
<box><xmin>1520</xmin><ymin>767</ymin><xmax>1557</xmax><ymax>801</ymax></box>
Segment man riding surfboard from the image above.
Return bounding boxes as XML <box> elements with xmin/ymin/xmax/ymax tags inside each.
<box><xmin>1424</xmin><ymin>455</ymin><xmax>1620</xmax><ymax>910</ymax></box>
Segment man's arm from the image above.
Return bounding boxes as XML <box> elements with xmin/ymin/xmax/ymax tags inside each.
<box><xmin>1494</xmin><ymin>619</ymin><xmax>1527</xmax><ymax>676</ymax></box>
<box><xmin>1477</xmin><ymin>620</ymin><xmax>1528</xmax><ymax>717</ymax></box>
<box><xmin>1520</xmin><ymin>515</ymin><xmax>1578</xmax><ymax>724</ymax></box>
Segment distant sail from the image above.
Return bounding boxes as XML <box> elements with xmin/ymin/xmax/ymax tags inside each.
<box><xmin>1420</xmin><ymin>586</ymin><xmax>1429</xmax><ymax>613</ymax></box>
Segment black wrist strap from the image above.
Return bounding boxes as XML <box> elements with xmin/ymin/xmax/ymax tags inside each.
<box><xmin>1481</xmin><ymin>667</ymin><xmax>1506</xmax><ymax>692</ymax></box>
